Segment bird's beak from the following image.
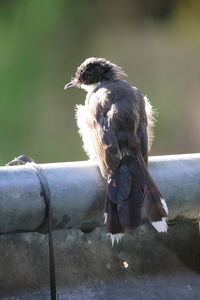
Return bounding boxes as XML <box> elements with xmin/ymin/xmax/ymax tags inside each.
<box><xmin>64</xmin><ymin>81</ymin><xmax>77</xmax><ymax>90</ymax></box>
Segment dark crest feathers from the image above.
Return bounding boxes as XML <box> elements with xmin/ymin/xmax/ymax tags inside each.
<box><xmin>74</xmin><ymin>57</ymin><xmax>126</xmax><ymax>85</ymax></box>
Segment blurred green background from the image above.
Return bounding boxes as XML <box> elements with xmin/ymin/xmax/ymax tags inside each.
<box><xmin>0</xmin><ymin>0</ymin><xmax>200</xmax><ymax>164</ymax></box>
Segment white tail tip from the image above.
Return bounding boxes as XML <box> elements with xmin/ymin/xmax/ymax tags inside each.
<box><xmin>107</xmin><ymin>233</ymin><xmax>125</xmax><ymax>246</ymax></box>
<box><xmin>152</xmin><ymin>218</ymin><xmax>168</xmax><ymax>233</ymax></box>
<box><xmin>161</xmin><ymin>198</ymin><xmax>168</xmax><ymax>215</ymax></box>
<box><xmin>103</xmin><ymin>213</ymin><xmax>107</xmax><ymax>224</ymax></box>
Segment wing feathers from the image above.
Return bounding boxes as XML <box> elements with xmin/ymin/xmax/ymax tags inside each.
<box><xmin>107</xmin><ymin>164</ymin><xmax>132</xmax><ymax>203</ymax></box>
<box><xmin>89</xmin><ymin>115</ymin><xmax>122</xmax><ymax>178</ymax></box>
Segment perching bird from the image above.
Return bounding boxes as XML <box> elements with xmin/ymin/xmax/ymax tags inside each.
<box><xmin>65</xmin><ymin>57</ymin><xmax>168</xmax><ymax>245</ymax></box>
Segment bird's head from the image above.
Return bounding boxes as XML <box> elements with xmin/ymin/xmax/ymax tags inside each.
<box><xmin>64</xmin><ymin>57</ymin><xmax>126</xmax><ymax>91</ymax></box>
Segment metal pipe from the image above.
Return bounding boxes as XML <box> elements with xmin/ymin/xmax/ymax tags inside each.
<box><xmin>0</xmin><ymin>153</ymin><xmax>200</xmax><ymax>234</ymax></box>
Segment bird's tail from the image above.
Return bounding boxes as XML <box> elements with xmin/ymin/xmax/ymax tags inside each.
<box><xmin>104</xmin><ymin>152</ymin><xmax>168</xmax><ymax>245</ymax></box>
<box><xmin>135</xmin><ymin>150</ymin><xmax>168</xmax><ymax>232</ymax></box>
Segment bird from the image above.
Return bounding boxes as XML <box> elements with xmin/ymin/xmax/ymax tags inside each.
<box><xmin>64</xmin><ymin>57</ymin><xmax>168</xmax><ymax>245</ymax></box>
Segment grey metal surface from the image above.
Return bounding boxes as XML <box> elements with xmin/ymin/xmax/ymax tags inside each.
<box><xmin>0</xmin><ymin>154</ymin><xmax>200</xmax><ymax>235</ymax></box>
<box><xmin>0</xmin><ymin>154</ymin><xmax>200</xmax><ymax>299</ymax></box>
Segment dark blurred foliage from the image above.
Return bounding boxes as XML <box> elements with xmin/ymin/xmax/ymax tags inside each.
<box><xmin>0</xmin><ymin>0</ymin><xmax>200</xmax><ymax>164</ymax></box>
